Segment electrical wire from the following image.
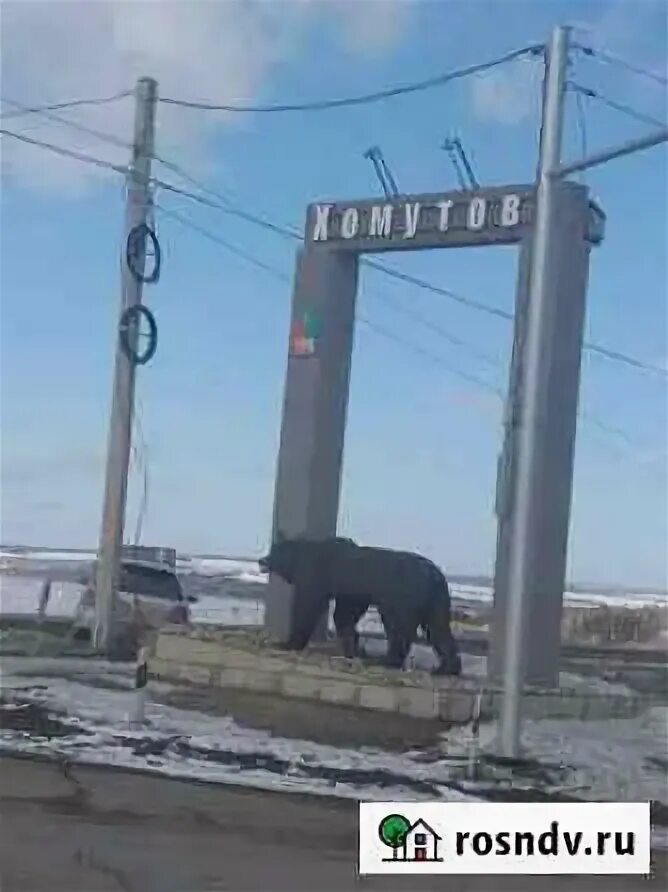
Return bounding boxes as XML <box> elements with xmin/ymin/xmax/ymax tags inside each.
<box><xmin>155</xmin><ymin>201</ymin><xmax>663</xmax><ymax>455</ymax></box>
<box><xmin>153</xmin><ymin>175</ymin><xmax>668</xmax><ymax>378</ymax></box>
<box><xmin>584</xmin><ymin>342</ymin><xmax>668</xmax><ymax>376</ymax></box>
<box><xmin>569</xmin><ymin>82</ymin><xmax>667</xmax><ymax>130</ymax></box>
<box><xmin>159</xmin><ymin>44</ymin><xmax>544</xmax><ymax>112</ymax></box>
<box><xmin>162</xmin><ymin>200</ymin><xmax>503</xmax><ymax>370</ymax></box>
<box><xmin>154</xmin><ymin>155</ymin><xmax>239</xmax><ymax>207</ymax></box>
<box><xmin>364</xmin><ymin>260</ymin><xmax>514</xmax><ymax>322</ymax></box>
<box><xmin>1</xmin><ymin>95</ymin><xmax>131</xmax><ymax>150</ymax></box>
<box><xmin>364</xmin><ymin>288</ymin><xmax>504</xmax><ymax>371</ymax></box>
<box><xmin>156</xmin><ymin>203</ymin><xmax>292</xmax><ymax>282</ymax></box>
<box><xmin>0</xmin><ymin>89</ymin><xmax>132</xmax><ymax>120</ymax></box>
<box><xmin>151</xmin><ymin>177</ymin><xmax>513</xmax><ymax>319</ymax></box>
<box><xmin>155</xmin><ymin>202</ymin><xmax>504</xmax><ymax>400</ymax></box>
<box><xmin>153</xmin><ymin>176</ymin><xmax>301</xmax><ymax>239</ymax></box>
<box><xmin>1</xmin><ymin>96</ymin><xmax>240</xmax><ymax>210</ymax></box>
<box><xmin>572</xmin><ymin>41</ymin><xmax>668</xmax><ymax>87</ymax></box>
<box><xmin>5</xmin><ymin>121</ymin><xmax>667</xmax><ymax>381</ymax></box>
<box><xmin>0</xmin><ymin>127</ymin><xmax>127</xmax><ymax>175</ymax></box>
<box><xmin>355</xmin><ymin>315</ymin><xmax>504</xmax><ymax>397</ymax></box>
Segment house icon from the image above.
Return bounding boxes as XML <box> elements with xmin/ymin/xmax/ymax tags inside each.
<box><xmin>380</xmin><ymin>816</ymin><xmax>443</xmax><ymax>863</ymax></box>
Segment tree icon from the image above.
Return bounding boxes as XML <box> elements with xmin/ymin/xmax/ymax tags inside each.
<box><xmin>378</xmin><ymin>814</ymin><xmax>411</xmax><ymax>859</ymax></box>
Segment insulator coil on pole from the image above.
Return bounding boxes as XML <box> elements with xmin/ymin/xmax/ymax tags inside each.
<box><xmin>126</xmin><ymin>223</ymin><xmax>161</xmax><ymax>284</ymax></box>
<box><xmin>119</xmin><ymin>304</ymin><xmax>158</xmax><ymax>366</ymax></box>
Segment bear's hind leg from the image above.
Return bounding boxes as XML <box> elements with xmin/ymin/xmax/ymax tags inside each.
<box><xmin>380</xmin><ymin>606</ymin><xmax>415</xmax><ymax>671</ymax></box>
<box><xmin>333</xmin><ymin>598</ymin><xmax>368</xmax><ymax>658</ymax></box>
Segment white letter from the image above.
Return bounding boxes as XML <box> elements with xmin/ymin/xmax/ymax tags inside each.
<box><xmin>313</xmin><ymin>205</ymin><xmax>331</xmax><ymax>241</ymax></box>
<box><xmin>403</xmin><ymin>202</ymin><xmax>421</xmax><ymax>239</ymax></box>
<box><xmin>369</xmin><ymin>204</ymin><xmax>393</xmax><ymax>237</ymax></box>
<box><xmin>437</xmin><ymin>200</ymin><xmax>454</xmax><ymax>232</ymax></box>
<box><xmin>501</xmin><ymin>193</ymin><xmax>521</xmax><ymax>227</ymax></box>
<box><xmin>467</xmin><ymin>197</ymin><xmax>486</xmax><ymax>231</ymax></box>
<box><xmin>341</xmin><ymin>207</ymin><xmax>360</xmax><ymax>239</ymax></box>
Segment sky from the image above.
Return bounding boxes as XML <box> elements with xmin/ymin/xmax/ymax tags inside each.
<box><xmin>1</xmin><ymin>0</ymin><xmax>667</xmax><ymax>588</ymax></box>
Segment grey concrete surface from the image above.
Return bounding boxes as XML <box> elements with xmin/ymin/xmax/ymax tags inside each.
<box><xmin>0</xmin><ymin>755</ymin><xmax>664</xmax><ymax>892</ymax></box>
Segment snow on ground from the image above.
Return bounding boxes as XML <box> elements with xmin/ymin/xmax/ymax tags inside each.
<box><xmin>0</xmin><ymin>659</ymin><xmax>478</xmax><ymax>802</ymax></box>
<box><xmin>3</xmin><ymin>569</ymin><xmax>666</xmax><ymax>629</ymax></box>
<box><xmin>0</xmin><ymin>550</ymin><xmax>94</xmax><ymax>563</ymax></box>
<box><xmin>182</xmin><ymin>558</ymin><xmax>267</xmax><ymax>582</ymax></box>
<box><xmin>521</xmin><ymin>705</ymin><xmax>668</xmax><ymax>804</ymax></box>
<box><xmin>0</xmin><ymin>657</ymin><xmax>665</xmax><ymax>847</ymax></box>
<box><xmin>1</xmin><ymin>549</ymin><xmax>666</xmax><ymax>608</ymax></box>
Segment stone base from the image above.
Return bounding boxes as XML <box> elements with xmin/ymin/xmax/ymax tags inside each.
<box><xmin>150</xmin><ymin>626</ymin><xmax>656</xmax><ymax>725</ymax></box>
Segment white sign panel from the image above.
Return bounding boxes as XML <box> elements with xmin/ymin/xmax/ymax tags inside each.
<box><xmin>306</xmin><ymin>186</ymin><xmax>535</xmax><ymax>252</ymax></box>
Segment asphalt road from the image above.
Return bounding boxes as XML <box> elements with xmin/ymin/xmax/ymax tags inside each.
<box><xmin>0</xmin><ymin>755</ymin><xmax>665</xmax><ymax>892</ymax></box>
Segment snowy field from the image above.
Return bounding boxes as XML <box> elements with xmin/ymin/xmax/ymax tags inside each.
<box><xmin>0</xmin><ymin>656</ymin><xmax>666</xmax><ymax>848</ymax></box>
<box><xmin>1</xmin><ymin>548</ymin><xmax>666</xmax><ymax>620</ymax></box>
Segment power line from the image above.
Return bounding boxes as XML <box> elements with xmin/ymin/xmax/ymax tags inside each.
<box><xmin>572</xmin><ymin>41</ymin><xmax>668</xmax><ymax>87</ymax></box>
<box><xmin>156</xmin><ymin>203</ymin><xmax>292</xmax><ymax>282</ymax></box>
<box><xmin>153</xmin><ymin>155</ymin><xmax>238</xmax><ymax>207</ymax></box>
<box><xmin>0</xmin><ymin>127</ymin><xmax>127</xmax><ymax>175</ymax></box>
<box><xmin>156</xmin><ymin>200</ymin><xmax>658</xmax><ymax>451</ymax></box>
<box><xmin>579</xmin><ymin>410</ymin><xmax>638</xmax><ymax>450</ymax></box>
<box><xmin>1</xmin><ymin>96</ymin><xmax>239</xmax><ymax>209</ymax></box>
<box><xmin>153</xmin><ymin>175</ymin><xmax>301</xmax><ymax>239</ymax></box>
<box><xmin>364</xmin><ymin>260</ymin><xmax>514</xmax><ymax>321</ymax></box>
<box><xmin>0</xmin><ymin>89</ymin><xmax>132</xmax><ymax>120</ymax></box>
<box><xmin>155</xmin><ymin>201</ymin><xmax>504</xmax><ymax>399</ymax></box>
<box><xmin>154</xmin><ymin>174</ymin><xmax>668</xmax><ymax>378</ymax></box>
<box><xmin>569</xmin><ymin>82</ymin><xmax>667</xmax><ymax>130</ymax></box>
<box><xmin>584</xmin><ymin>342</ymin><xmax>668</xmax><ymax>377</ymax></box>
<box><xmin>5</xmin><ymin>122</ymin><xmax>666</xmax><ymax>381</ymax></box>
<box><xmin>159</xmin><ymin>202</ymin><xmax>503</xmax><ymax>378</ymax></box>
<box><xmin>152</xmin><ymin>176</ymin><xmax>513</xmax><ymax>320</ymax></box>
<box><xmin>159</xmin><ymin>44</ymin><xmax>544</xmax><ymax>113</ymax></box>
<box><xmin>356</xmin><ymin>315</ymin><xmax>504</xmax><ymax>397</ymax></box>
<box><xmin>1</xmin><ymin>95</ymin><xmax>131</xmax><ymax>150</ymax></box>
<box><xmin>364</xmin><ymin>288</ymin><xmax>504</xmax><ymax>371</ymax></box>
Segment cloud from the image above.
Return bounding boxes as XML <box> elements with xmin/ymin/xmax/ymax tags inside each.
<box><xmin>470</xmin><ymin>0</ymin><xmax>667</xmax><ymax>127</ymax></box>
<box><xmin>332</xmin><ymin>0</ymin><xmax>414</xmax><ymax>55</ymax></box>
<box><xmin>470</xmin><ymin>54</ymin><xmax>543</xmax><ymax>125</ymax></box>
<box><xmin>0</xmin><ymin>0</ymin><xmax>413</xmax><ymax>195</ymax></box>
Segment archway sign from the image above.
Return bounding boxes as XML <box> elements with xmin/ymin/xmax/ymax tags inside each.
<box><xmin>265</xmin><ymin>181</ymin><xmax>604</xmax><ymax>686</ymax></box>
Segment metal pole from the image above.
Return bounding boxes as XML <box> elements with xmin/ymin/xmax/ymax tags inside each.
<box><xmin>498</xmin><ymin>26</ymin><xmax>570</xmax><ymax>757</ymax></box>
<box><xmin>94</xmin><ymin>77</ymin><xmax>158</xmax><ymax>653</ymax></box>
<box><xmin>554</xmin><ymin>127</ymin><xmax>668</xmax><ymax>179</ymax></box>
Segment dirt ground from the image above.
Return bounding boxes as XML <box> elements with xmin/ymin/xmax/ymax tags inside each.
<box><xmin>1</xmin><ymin>755</ymin><xmax>665</xmax><ymax>892</ymax></box>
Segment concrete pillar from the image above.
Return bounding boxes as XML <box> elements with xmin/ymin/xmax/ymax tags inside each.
<box><xmin>264</xmin><ymin>246</ymin><xmax>359</xmax><ymax>644</ymax></box>
<box><xmin>489</xmin><ymin>183</ymin><xmax>592</xmax><ymax>687</ymax></box>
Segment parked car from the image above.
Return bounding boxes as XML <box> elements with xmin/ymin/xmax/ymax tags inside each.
<box><xmin>71</xmin><ymin>559</ymin><xmax>194</xmax><ymax>644</ymax></box>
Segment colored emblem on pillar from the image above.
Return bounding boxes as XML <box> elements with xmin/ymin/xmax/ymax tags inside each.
<box><xmin>290</xmin><ymin>309</ymin><xmax>320</xmax><ymax>357</ymax></box>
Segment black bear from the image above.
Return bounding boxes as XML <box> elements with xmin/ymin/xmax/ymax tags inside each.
<box><xmin>260</xmin><ymin>536</ymin><xmax>461</xmax><ymax>676</ymax></box>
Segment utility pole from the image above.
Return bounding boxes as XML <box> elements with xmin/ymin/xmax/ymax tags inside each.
<box><xmin>94</xmin><ymin>77</ymin><xmax>158</xmax><ymax>653</ymax></box>
<box><xmin>498</xmin><ymin>26</ymin><xmax>570</xmax><ymax>757</ymax></box>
